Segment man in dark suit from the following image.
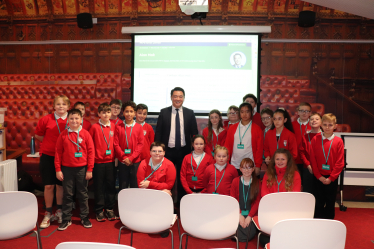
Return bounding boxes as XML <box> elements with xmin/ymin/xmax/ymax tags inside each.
<box><xmin>155</xmin><ymin>87</ymin><xmax>198</xmax><ymax>202</ymax></box>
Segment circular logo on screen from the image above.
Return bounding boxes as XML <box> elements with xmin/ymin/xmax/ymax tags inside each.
<box><xmin>230</xmin><ymin>52</ymin><xmax>246</xmax><ymax>68</ymax></box>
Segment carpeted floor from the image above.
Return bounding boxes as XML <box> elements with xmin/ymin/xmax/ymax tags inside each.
<box><xmin>1</xmin><ymin>197</ymin><xmax>373</xmax><ymax>249</ymax></box>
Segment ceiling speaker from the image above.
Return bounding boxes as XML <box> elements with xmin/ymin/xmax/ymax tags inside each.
<box><xmin>298</xmin><ymin>11</ymin><xmax>316</xmax><ymax>28</ymax></box>
<box><xmin>77</xmin><ymin>13</ymin><xmax>93</xmax><ymax>29</ymax></box>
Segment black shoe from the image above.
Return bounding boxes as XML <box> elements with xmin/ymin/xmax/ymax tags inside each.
<box><xmin>58</xmin><ymin>220</ymin><xmax>72</xmax><ymax>231</ymax></box>
<box><xmin>81</xmin><ymin>217</ymin><xmax>92</xmax><ymax>228</ymax></box>
<box><xmin>96</xmin><ymin>212</ymin><xmax>106</xmax><ymax>222</ymax></box>
<box><xmin>106</xmin><ymin>209</ymin><xmax>117</xmax><ymax>221</ymax></box>
<box><xmin>160</xmin><ymin>230</ymin><xmax>169</xmax><ymax>238</ymax></box>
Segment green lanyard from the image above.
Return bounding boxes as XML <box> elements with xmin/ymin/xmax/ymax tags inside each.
<box><xmin>191</xmin><ymin>152</ymin><xmax>205</xmax><ymax>177</ymax></box>
<box><xmin>124</xmin><ymin>121</ymin><xmax>134</xmax><ymax>149</ymax></box>
<box><xmin>322</xmin><ymin>136</ymin><xmax>334</xmax><ymax>164</ymax></box>
<box><xmin>264</xmin><ymin>127</ymin><xmax>270</xmax><ymax>140</ymax></box>
<box><xmin>145</xmin><ymin>160</ymin><xmax>163</xmax><ymax>181</ymax></box>
<box><xmin>299</xmin><ymin>120</ymin><xmax>309</xmax><ymax>136</ymax></box>
<box><xmin>115</xmin><ymin>118</ymin><xmax>120</xmax><ymax>125</ymax></box>
<box><xmin>276</xmin><ymin>128</ymin><xmax>283</xmax><ymax>149</ymax></box>
<box><xmin>239</xmin><ymin>121</ymin><xmax>252</xmax><ymax>145</ymax></box>
<box><xmin>242</xmin><ymin>176</ymin><xmax>252</xmax><ymax>211</ymax></box>
<box><xmin>212</xmin><ymin>130</ymin><xmax>219</xmax><ymax>149</ymax></box>
<box><xmin>55</xmin><ymin>114</ymin><xmax>68</xmax><ymax>134</ymax></box>
<box><xmin>214</xmin><ymin>167</ymin><xmax>226</xmax><ymax>193</ymax></box>
<box><xmin>68</xmin><ymin>129</ymin><xmax>81</xmax><ymax>152</ymax></box>
<box><xmin>100</xmin><ymin>123</ymin><xmax>110</xmax><ymax>150</ymax></box>
<box><xmin>275</xmin><ymin>175</ymin><xmax>284</xmax><ymax>192</ymax></box>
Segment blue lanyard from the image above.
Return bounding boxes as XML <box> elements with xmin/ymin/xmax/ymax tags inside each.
<box><xmin>191</xmin><ymin>152</ymin><xmax>205</xmax><ymax>177</ymax></box>
<box><xmin>276</xmin><ymin>128</ymin><xmax>283</xmax><ymax>149</ymax></box>
<box><xmin>124</xmin><ymin>122</ymin><xmax>134</xmax><ymax>148</ymax></box>
<box><xmin>275</xmin><ymin>175</ymin><xmax>284</xmax><ymax>192</ymax></box>
<box><xmin>68</xmin><ymin>129</ymin><xmax>81</xmax><ymax>152</ymax></box>
<box><xmin>115</xmin><ymin>118</ymin><xmax>120</xmax><ymax>125</ymax></box>
<box><xmin>214</xmin><ymin>167</ymin><xmax>226</xmax><ymax>192</ymax></box>
<box><xmin>322</xmin><ymin>136</ymin><xmax>334</xmax><ymax>164</ymax></box>
<box><xmin>145</xmin><ymin>160</ymin><xmax>163</xmax><ymax>181</ymax></box>
<box><xmin>100</xmin><ymin>123</ymin><xmax>111</xmax><ymax>150</ymax></box>
<box><xmin>55</xmin><ymin>114</ymin><xmax>68</xmax><ymax>134</ymax></box>
<box><xmin>242</xmin><ymin>176</ymin><xmax>252</xmax><ymax>211</ymax></box>
<box><xmin>239</xmin><ymin>121</ymin><xmax>252</xmax><ymax>145</ymax></box>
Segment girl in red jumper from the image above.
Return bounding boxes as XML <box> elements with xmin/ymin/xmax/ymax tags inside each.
<box><xmin>243</xmin><ymin>93</ymin><xmax>265</xmax><ymax>130</ymax></box>
<box><xmin>202</xmin><ymin>109</ymin><xmax>227</xmax><ymax>157</ymax></box>
<box><xmin>261</xmin><ymin>148</ymin><xmax>301</xmax><ymax>197</ymax></box>
<box><xmin>202</xmin><ymin>146</ymin><xmax>238</xmax><ymax>195</ymax></box>
<box><xmin>230</xmin><ymin>158</ymin><xmax>261</xmax><ymax>242</ymax></box>
<box><xmin>264</xmin><ymin>108</ymin><xmax>297</xmax><ymax>165</ymax></box>
<box><xmin>180</xmin><ymin>135</ymin><xmax>215</xmax><ymax>194</ymax></box>
<box><xmin>137</xmin><ymin>141</ymin><xmax>176</xmax><ymax>195</ymax></box>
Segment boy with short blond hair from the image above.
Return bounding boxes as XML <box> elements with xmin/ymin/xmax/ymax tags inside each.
<box><xmin>310</xmin><ymin>113</ymin><xmax>344</xmax><ymax>219</ymax></box>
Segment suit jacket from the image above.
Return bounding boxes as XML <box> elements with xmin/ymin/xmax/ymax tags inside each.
<box><xmin>155</xmin><ymin>106</ymin><xmax>198</xmax><ymax>150</ymax></box>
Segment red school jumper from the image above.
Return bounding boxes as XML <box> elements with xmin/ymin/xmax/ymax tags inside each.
<box><xmin>292</xmin><ymin>120</ymin><xmax>311</xmax><ymax>165</ymax></box>
<box><xmin>180</xmin><ymin>152</ymin><xmax>215</xmax><ymax>194</ymax></box>
<box><xmin>202</xmin><ymin>127</ymin><xmax>227</xmax><ymax>156</ymax></box>
<box><xmin>35</xmin><ymin>113</ymin><xmax>68</xmax><ymax>157</ymax></box>
<box><xmin>110</xmin><ymin>118</ymin><xmax>122</xmax><ymax>126</ymax></box>
<box><xmin>252</xmin><ymin>112</ymin><xmax>266</xmax><ymax>130</ymax></box>
<box><xmin>202</xmin><ymin>163</ymin><xmax>238</xmax><ymax>195</ymax></box>
<box><xmin>261</xmin><ymin>166</ymin><xmax>301</xmax><ymax>197</ymax></box>
<box><xmin>224</xmin><ymin>122</ymin><xmax>263</xmax><ymax>168</ymax></box>
<box><xmin>299</xmin><ymin>132</ymin><xmax>320</xmax><ymax>167</ymax></box>
<box><xmin>230</xmin><ymin>177</ymin><xmax>261</xmax><ymax>217</ymax></box>
<box><xmin>82</xmin><ymin>118</ymin><xmax>92</xmax><ymax>131</ymax></box>
<box><xmin>89</xmin><ymin>122</ymin><xmax>116</xmax><ymax>164</ymax></box>
<box><xmin>139</xmin><ymin>122</ymin><xmax>155</xmax><ymax>161</ymax></box>
<box><xmin>264</xmin><ymin>127</ymin><xmax>298</xmax><ymax>160</ymax></box>
<box><xmin>309</xmin><ymin>134</ymin><xmax>344</xmax><ymax>182</ymax></box>
<box><xmin>113</xmin><ymin>122</ymin><xmax>144</xmax><ymax>163</ymax></box>
<box><xmin>55</xmin><ymin>128</ymin><xmax>95</xmax><ymax>172</ymax></box>
<box><xmin>137</xmin><ymin>157</ymin><xmax>176</xmax><ymax>190</ymax></box>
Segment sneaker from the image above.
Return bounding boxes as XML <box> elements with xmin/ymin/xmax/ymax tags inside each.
<box><xmin>105</xmin><ymin>209</ymin><xmax>117</xmax><ymax>221</ymax></box>
<box><xmin>40</xmin><ymin>211</ymin><xmax>54</xmax><ymax>229</ymax></box>
<box><xmin>96</xmin><ymin>212</ymin><xmax>106</xmax><ymax>222</ymax></box>
<box><xmin>81</xmin><ymin>217</ymin><xmax>92</xmax><ymax>228</ymax></box>
<box><xmin>55</xmin><ymin>209</ymin><xmax>62</xmax><ymax>224</ymax></box>
<box><xmin>58</xmin><ymin>220</ymin><xmax>72</xmax><ymax>231</ymax></box>
<box><xmin>160</xmin><ymin>230</ymin><xmax>170</xmax><ymax>238</ymax></box>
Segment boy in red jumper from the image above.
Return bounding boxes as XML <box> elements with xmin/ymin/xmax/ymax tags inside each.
<box><xmin>310</xmin><ymin>113</ymin><xmax>344</xmax><ymax>219</ymax></box>
<box><xmin>110</xmin><ymin>99</ymin><xmax>123</xmax><ymax>126</ymax></box>
<box><xmin>74</xmin><ymin>101</ymin><xmax>92</xmax><ymax>131</ymax></box>
<box><xmin>243</xmin><ymin>93</ymin><xmax>265</xmax><ymax>130</ymax></box>
<box><xmin>114</xmin><ymin>101</ymin><xmax>144</xmax><ymax>190</ymax></box>
<box><xmin>291</xmin><ymin>102</ymin><xmax>312</xmax><ymax>186</ymax></box>
<box><xmin>55</xmin><ymin>109</ymin><xmax>95</xmax><ymax>230</ymax></box>
<box><xmin>135</xmin><ymin>103</ymin><xmax>155</xmax><ymax>160</ymax></box>
<box><xmin>89</xmin><ymin>103</ymin><xmax>117</xmax><ymax>222</ymax></box>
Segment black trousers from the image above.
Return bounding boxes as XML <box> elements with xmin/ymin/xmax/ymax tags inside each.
<box><xmin>302</xmin><ymin>168</ymin><xmax>315</xmax><ymax>195</ymax></box>
<box><xmin>313</xmin><ymin>175</ymin><xmax>339</xmax><ymax>219</ymax></box>
<box><xmin>118</xmin><ymin>161</ymin><xmax>140</xmax><ymax>190</ymax></box>
<box><xmin>297</xmin><ymin>164</ymin><xmax>304</xmax><ymax>185</ymax></box>
<box><xmin>93</xmin><ymin>162</ymin><xmax>116</xmax><ymax>214</ymax></box>
<box><xmin>61</xmin><ymin>166</ymin><xmax>89</xmax><ymax>221</ymax></box>
<box><xmin>165</xmin><ymin>146</ymin><xmax>191</xmax><ymax>203</ymax></box>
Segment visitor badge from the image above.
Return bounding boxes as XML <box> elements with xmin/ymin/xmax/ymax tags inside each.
<box><xmin>212</xmin><ymin>192</ymin><xmax>219</xmax><ymax>195</ymax></box>
<box><xmin>237</xmin><ymin>144</ymin><xmax>244</xmax><ymax>149</ymax></box>
<box><xmin>106</xmin><ymin>150</ymin><xmax>111</xmax><ymax>155</ymax></box>
<box><xmin>241</xmin><ymin>210</ymin><xmax>249</xmax><ymax>216</ymax></box>
<box><xmin>75</xmin><ymin>152</ymin><xmax>82</xmax><ymax>158</ymax></box>
<box><xmin>125</xmin><ymin>149</ymin><xmax>131</xmax><ymax>154</ymax></box>
<box><xmin>322</xmin><ymin>164</ymin><xmax>330</xmax><ymax>170</ymax></box>
<box><xmin>191</xmin><ymin>176</ymin><xmax>198</xmax><ymax>181</ymax></box>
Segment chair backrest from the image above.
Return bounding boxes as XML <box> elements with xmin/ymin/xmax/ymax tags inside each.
<box><xmin>270</xmin><ymin>219</ymin><xmax>346</xmax><ymax>249</ymax></box>
<box><xmin>56</xmin><ymin>242</ymin><xmax>135</xmax><ymax>249</ymax></box>
<box><xmin>118</xmin><ymin>188</ymin><xmax>174</xmax><ymax>234</ymax></box>
<box><xmin>180</xmin><ymin>194</ymin><xmax>239</xmax><ymax>240</ymax></box>
<box><xmin>258</xmin><ymin>192</ymin><xmax>315</xmax><ymax>234</ymax></box>
<box><xmin>0</xmin><ymin>191</ymin><xmax>38</xmax><ymax>240</ymax></box>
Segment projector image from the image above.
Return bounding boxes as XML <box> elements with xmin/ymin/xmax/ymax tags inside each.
<box><xmin>179</xmin><ymin>0</ymin><xmax>208</xmax><ymax>15</ymax></box>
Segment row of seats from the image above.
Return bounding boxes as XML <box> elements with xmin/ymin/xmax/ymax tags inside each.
<box><xmin>260</xmin><ymin>75</ymin><xmax>310</xmax><ymax>88</ymax></box>
<box><xmin>260</xmin><ymin>87</ymin><xmax>300</xmax><ymax>103</ymax></box>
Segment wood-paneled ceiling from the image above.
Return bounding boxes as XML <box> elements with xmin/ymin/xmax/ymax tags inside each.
<box><xmin>0</xmin><ymin>0</ymin><xmax>365</xmax><ymax>19</ymax></box>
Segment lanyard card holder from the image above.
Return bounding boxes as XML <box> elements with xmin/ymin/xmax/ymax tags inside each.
<box><xmin>125</xmin><ymin>149</ymin><xmax>131</xmax><ymax>154</ymax></box>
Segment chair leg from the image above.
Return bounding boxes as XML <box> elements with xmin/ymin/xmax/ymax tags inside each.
<box><xmin>233</xmin><ymin>235</ymin><xmax>239</xmax><ymax>249</ymax></box>
<box><xmin>33</xmin><ymin>230</ymin><xmax>41</xmax><ymax>249</ymax></box>
<box><xmin>185</xmin><ymin>234</ymin><xmax>188</xmax><ymax>249</ymax></box>
<box><xmin>177</xmin><ymin>217</ymin><xmax>181</xmax><ymax>238</ymax></box>
<box><xmin>169</xmin><ymin>229</ymin><xmax>174</xmax><ymax>249</ymax></box>
<box><xmin>35</xmin><ymin>222</ymin><xmax>43</xmax><ymax>249</ymax></box>
<box><xmin>257</xmin><ymin>232</ymin><xmax>262</xmax><ymax>249</ymax></box>
<box><xmin>179</xmin><ymin>233</ymin><xmax>186</xmax><ymax>249</ymax></box>
<box><xmin>118</xmin><ymin>226</ymin><xmax>125</xmax><ymax>244</ymax></box>
<box><xmin>130</xmin><ymin>231</ymin><xmax>133</xmax><ymax>246</ymax></box>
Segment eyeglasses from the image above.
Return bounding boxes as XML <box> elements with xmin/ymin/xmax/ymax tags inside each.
<box><xmin>298</xmin><ymin>110</ymin><xmax>311</xmax><ymax>114</ymax></box>
<box><xmin>228</xmin><ymin>112</ymin><xmax>238</xmax><ymax>115</ymax></box>
<box><xmin>151</xmin><ymin>150</ymin><xmax>164</xmax><ymax>154</ymax></box>
<box><xmin>111</xmin><ymin>106</ymin><xmax>121</xmax><ymax>110</ymax></box>
<box><xmin>261</xmin><ymin>117</ymin><xmax>272</xmax><ymax>121</ymax></box>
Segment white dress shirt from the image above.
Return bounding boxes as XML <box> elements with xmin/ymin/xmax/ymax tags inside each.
<box><xmin>322</xmin><ymin>133</ymin><xmax>335</xmax><ymax>141</ymax></box>
<box><xmin>54</xmin><ymin>112</ymin><xmax>67</xmax><ymax>120</ymax></box>
<box><xmin>168</xmin><ymin>106</ymin><xmax>185</xmax><ymax>148</ymax></box>
<box><xmin>231</xmin><ymin>121</ymin><xmax>253</xmax><ymax>169</ymax></box>
<box><xmin>215</xmin><ymin>163</ymin><xmax>227</xmax><ymax>172</ymax></box>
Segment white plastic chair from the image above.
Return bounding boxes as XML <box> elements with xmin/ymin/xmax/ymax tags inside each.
<box><xmin>252</xmin><ymin>192</ymin><xmax>315</xmax><ymax>249</ymax></box>
<box><xmin>117</xmin><ymin>189</ymin><xmax>179</xmax><ymax>249</ymax></box>
<box><xmin>264</xmin><ymin>219</ymin><xmax>346</xmax><ymax>249</ymax></box>
<box><xmin>179</xmin><ymin>194</ymin><xmax>240</xmax><ymax>249</ymax></box>
<box><xmin>0</xmin><ymin>191</ymin><xmax>42</xmax><ymax>249</ymax></box>
<box><xmin>56</xmin><ymin>242</ymin><xmax>135</xmax><ymax>249</ymax></box>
